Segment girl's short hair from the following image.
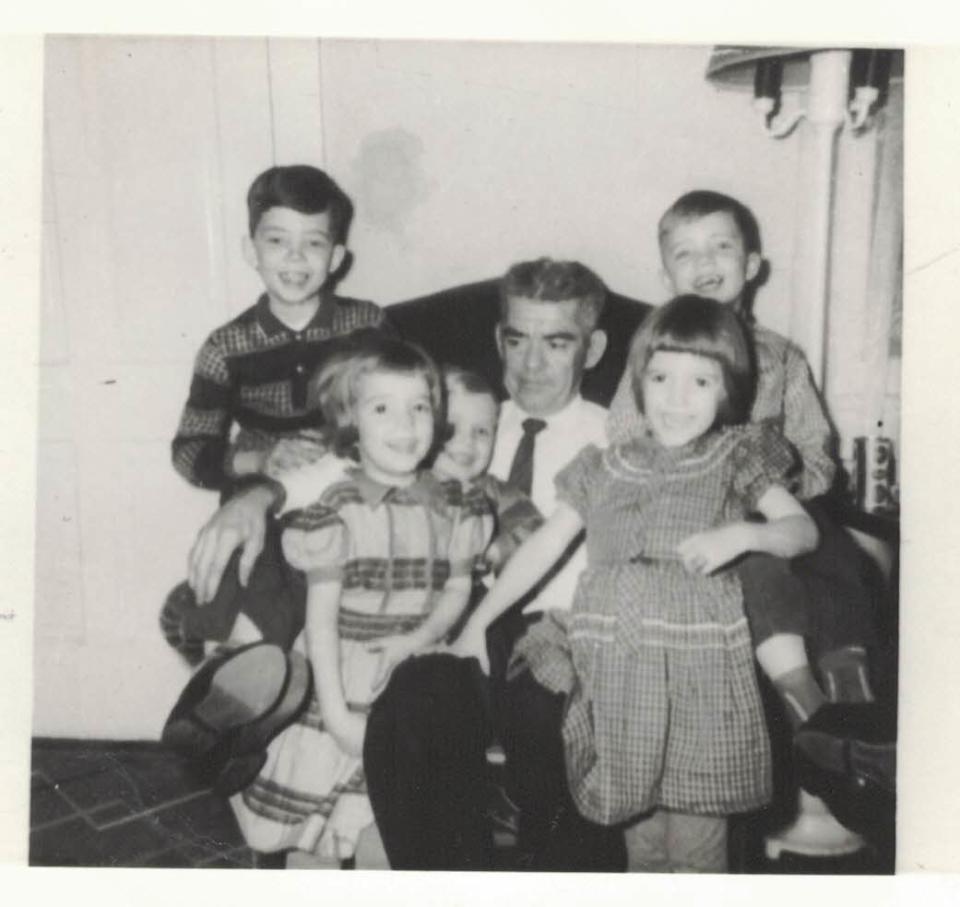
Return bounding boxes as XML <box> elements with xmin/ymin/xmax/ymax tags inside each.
<box><xmin>628</xmin><ymin>295</ymin><xmax>756</xmax><ymax>427</ymax></box>
<box><xmin>307</xmin><ymin>330</ymin><xmax>445</xmax><ymax>460</ymax></box>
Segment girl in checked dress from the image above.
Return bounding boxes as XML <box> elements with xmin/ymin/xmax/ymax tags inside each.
<box><xmin>452</xmin><ymin>295</ymin><xmax>819</xmax><ymax>871</ymax></box>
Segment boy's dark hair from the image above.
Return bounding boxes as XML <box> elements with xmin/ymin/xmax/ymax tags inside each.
<box><xmin>499</xmin><ymin>258</ymin><xmax>607</xmax><ymax>332</ymax></box>
<box><xmin>247</xmin><ymin>165</ymin><xmax>353</xmax><ymax>242</ymax></box>
<box><xmin>658</xmin><ymin>190</ymin><xmax>762</xmax><ymax>256</ymax></box>
<box><xmin>629</xmin><ymin>294</ymin><xmax>756</xmax><ymax>428</ymax></box>
<box><xmin>443</xmin><ymin>365</ymin><xmax>498</xmax><ymax>402</ymax></box>
<box><xmin>307</xmin><ymin>330</ymin><xmax>444</xmax><ymax>462</ymax></box>
<box><xmin>438</xmin><ymin>365</ymin><xmax>499</xmax><ymax>446</ymax></box>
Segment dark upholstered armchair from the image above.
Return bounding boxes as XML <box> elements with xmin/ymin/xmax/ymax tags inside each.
<box><xmin>386</xmin><ymin>278</ymin><xmax>652</xmax><ymax>406</ymax></box>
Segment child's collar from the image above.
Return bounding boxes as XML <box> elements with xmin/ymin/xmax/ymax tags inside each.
<box><xmin>348</xmin><ymin>466</ymin><xmax>448</xmax><ymax>510</ymax></box>
<box><xmin>255</xmin><ymin>291</ymin><xmax>336</xmax><ymax>338</ymax></box>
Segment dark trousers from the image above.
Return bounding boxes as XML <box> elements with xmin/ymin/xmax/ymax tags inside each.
<box><xmin>494</xmin><ymin>608</ymin><xmax>625</xmax><ymax>870</ymax></box>
<box><xmin>178</xmin><ymin>519</ymin><xmax>306</xmax><ymax>650</ymax></box>
<box><xmin>737</xmin><ymin>498</ymin><xmax>879</xmax><ymax>661</ymax></box>
<box><xmin>363</xmin><ymin>654</ymin><xmax>493</xmax><ymax>870</ymax></box>
<box><xmin>363</xmin><ymin>616</ymin><xmax>626</xmax><ymax>872</ymax></box>
<box><xmin>495</xmin><ymin>639</ymin><xmax>626</xmax><ymax>871</ymax></box>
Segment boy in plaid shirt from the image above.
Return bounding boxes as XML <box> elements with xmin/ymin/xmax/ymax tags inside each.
<box><xmin>163</xmin><ymin>165</ymin><xmax>386</xmax><ymax>658</ymax></box>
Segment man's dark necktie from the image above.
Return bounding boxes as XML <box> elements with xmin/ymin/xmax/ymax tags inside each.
<box><xmin>507</xmin><ymin>418</ymin><xmax>547</xmax><ymax>496</ymax></box>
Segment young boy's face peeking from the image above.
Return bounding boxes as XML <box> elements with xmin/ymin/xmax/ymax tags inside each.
<box><xmin>433</xmin><ymin>387</ymin><xmax>498</xmax><ymax>484</ymax></box>
<box><xmin>659</xmin><ymin>211</ymin><xmax>761</xmax><ymax>308</ymax></box>
<box><xmin>243</xmin><ymin>207</ymin><xmax>346</xmax><ymax>311</ymax></box>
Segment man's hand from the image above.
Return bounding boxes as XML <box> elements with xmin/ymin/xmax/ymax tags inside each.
<box><xmin>676</xmin><ymin>523</ymin><xmax>752</xmax><ymax>576</ymax></box>
<box><xmin>188</xmin><ymin>485</ymin><xmax>276</xmax><ymax>604</ymax></box>
<box><xmin>447</xmin><ymin>622</ymin><xmax>491</xmax><ymax>675</ymax></box>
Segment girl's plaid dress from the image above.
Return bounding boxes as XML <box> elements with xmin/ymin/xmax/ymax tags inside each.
<box><xmin>513</xmin><ymin>423</ymin><xmax>796</xmax><ymax>824</ymax></box>
<box><xmin>230</xmin><ymin>469</ymin><xmax>491</xmax><ymax>858</ymax></box>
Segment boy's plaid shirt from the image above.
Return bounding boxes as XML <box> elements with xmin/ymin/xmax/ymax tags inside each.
<box><xmin>172</xmin><ymin>293</ymin><xmax>385</xmax><ymax>491</ymax></box>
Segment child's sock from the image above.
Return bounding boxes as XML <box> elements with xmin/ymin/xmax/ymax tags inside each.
<box><xmin>756</xmin><ymin>634</ymin><xmax>827</xmax><ymax>728</ymax></box>
<box><xmin>770</xmin><ymin>666</ymin><xmax>827</xmax><ymax>728</ymax></box>
<box><xmin>817</xmin><ymin>646</ymin><xmax>874</xmax><ymax>703</ymax></box>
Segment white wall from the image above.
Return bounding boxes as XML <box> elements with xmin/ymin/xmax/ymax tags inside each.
<box><xmin>36</xmin><ymin>36</ymin><xmax>327</xmax><ymax>738</ymax></box>
<box><xmin>36</xmin><ymin>37</ymin><xmax>897</xmax><ymax>739</ymax></box>
<box><xmin>323</xmin><ymin>41</ymin><xmax>802</xmax><ymax>336</ymax></box>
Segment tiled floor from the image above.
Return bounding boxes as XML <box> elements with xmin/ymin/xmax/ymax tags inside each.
<box><xmin>30</xmin><ymin>739</ymin><xmax>259</xmax><ymax>868</ymax></box>
<box><xmin>30</xmin><ymin>736</ymin><xmax>894</xmax><ymax>872</ymax></box>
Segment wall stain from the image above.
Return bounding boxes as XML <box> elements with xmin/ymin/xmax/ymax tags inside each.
<box><xmin>352</xmin><ymin>128</ymin><xmax>429</xmax><ymax>234</ymax></box>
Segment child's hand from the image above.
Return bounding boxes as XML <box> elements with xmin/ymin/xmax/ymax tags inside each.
<box><xmin>483</xmin><ymin>541</ymin><xmax>504</xmax><ymax>575</ymax></box>
<box><xmin>677</xmin><ymin>524</ymin><xmax>751</xmax><ymax>575</ymax></box>
<box><xmin>367</xmin><ymin>634</ymin><xmax>426</xmax><ymax>694</ymax></box>
<box><xmin>448</xmin><ymin>623</ymin><xmax>490</xmax><ymax>675</ymax></box>
<box><xmin>329</xmin><ymin>711</ymin><xmax>367</xmax><ymax>758</ymax></box>
<box><xmin>264</xmin><ymin>434</ymin><xmax>332</xmax><ymax>478</ymax></box>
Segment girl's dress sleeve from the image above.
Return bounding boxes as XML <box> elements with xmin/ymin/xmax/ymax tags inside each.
<box><xmin>281</xmin><ymin>501</ymin><xmax>348</xmax><ymax>584</ymax></box>
<box><xmin>554</xmin><ymin>444</ymin><xmax>604</xmax><ymax>519</ymax></box>
<box><xmin>731</xmin><ymin>423</ymin><xmax>802</xmax><ymax>511</ymax></box>
<box><xmin>446</xmin><ymin>482</ymin><xmax>495</xmax><ymax>581</ymax></box>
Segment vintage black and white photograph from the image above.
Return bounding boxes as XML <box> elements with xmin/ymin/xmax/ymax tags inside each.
<box><xmin>25</xmin><ymin>32</ymin><xmax>906</xmax><ymax>878</ymax></box>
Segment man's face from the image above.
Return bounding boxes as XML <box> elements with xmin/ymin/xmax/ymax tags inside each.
<box><xmin>496</xmin><ymin>296</ymin><xmax>605</xmax><ymax>417</ymax></box>
<box><xmin>660</xmin><ymin>211</ymin><xmax>761</xmax><ymax>308</ymax></box>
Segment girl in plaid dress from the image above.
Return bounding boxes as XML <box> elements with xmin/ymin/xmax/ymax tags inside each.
<box><xmin>453</xmin><ymin>295</ymin><xmax>819</xmax><ymax>871</ymax></box>
<box><xmin>230</xmin><ymin>335</ymin><xmax>491</xmax><ymax>865</ymax></box>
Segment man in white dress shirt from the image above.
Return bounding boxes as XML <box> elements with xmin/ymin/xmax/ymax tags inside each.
<box><xmin>450</xmin><ymin>258</ymin><xmax>624</xmax><ymax>870</ymax></box>
<box><xmin>487</xmin><ymin>272</ymin><xmax>608</xmax><ymax>620</ymax></box>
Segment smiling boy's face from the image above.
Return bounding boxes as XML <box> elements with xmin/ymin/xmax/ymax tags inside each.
<box><xmin>243</xmin><ymin>206</ymin><xmax>345</xmax><ymax>313</ymax></box>
<box><xmin>433</xmin><ymin>387</ymin><xmax>498</xmax><ymax>484</ymax></box>
<box><xmin>659</xmin><ymin>211</ymin><xmax>761</xmax><ymax>309</ymax></box>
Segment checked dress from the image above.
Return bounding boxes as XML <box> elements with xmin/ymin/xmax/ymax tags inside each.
<box><xmin>514</xmin><ymin>423</ymin><xmax>796</xmax><ymax>825</ymax></box>
<box><xmin>230</xmin><ymin>468</ymin><xmax>491</xmax><ymax>858</ymax></box>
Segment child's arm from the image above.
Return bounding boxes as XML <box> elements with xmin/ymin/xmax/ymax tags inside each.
<box><xmin>305</xmin><ymin>578</ymin><xmax>366</xmax><ymax>757</ymax></box>
<box><xmin>677</xmin><ymin>485</ymin><xmax>819</xmax><ymax>575</ymax></box>
<box><xmin>485</xmin><ymin>479</ymin><xmax>544</xmax><ymax>574</ymax></box>
<box><xmin>172</xmin><ymin>335</ymin><xmax>235</xmax><ymax>490</ymax></box>
<box><xmin>781</xmin><ymin>344</ymin><xmax>837</xmax><ymax>499</ymax></box>
<box><xmin>450</xmin><ymin>502</ymin><xmax>585</xmax><ymax>672</ymax></box>
<box><xmin>367</xmin><ymin>575</ymin><xmax>473</xmax><ymax>689</ymax></box>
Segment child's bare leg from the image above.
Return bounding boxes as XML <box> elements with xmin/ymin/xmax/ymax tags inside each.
<box><xmin>624</xmin><ymin>810</ymin><xmax>670</xmax><ymax>872</ymax></box>
<box><xmin>664</xmin><ymin>812</ymin><xmax>727</xmax><ymax>873</ymax></box>
<box><xmin>755</xmin><ymin>633</ymin><xmax>826</xmax><ymax>728</ymax></box>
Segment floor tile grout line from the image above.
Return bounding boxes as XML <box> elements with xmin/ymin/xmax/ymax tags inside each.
<box><xmin>30</xmin><ymin>768</ymin><xmax>136</xmax><ymax>833</ymax></box>
<box><xmin>92</xmin><ymin>787</ymin><xmax>215</xmax><ymax>831</ymax></box>
<box><xmin>194</xmin><ymin>843</ymin><xmax>257</xmax><ymax>868</ymax></box>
